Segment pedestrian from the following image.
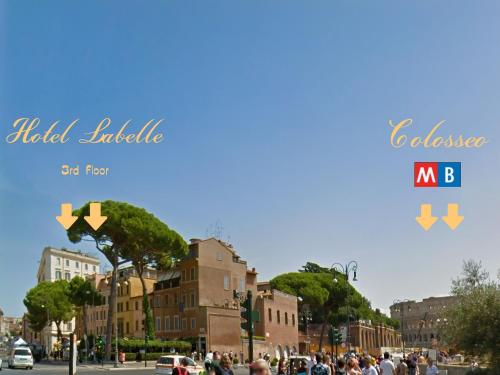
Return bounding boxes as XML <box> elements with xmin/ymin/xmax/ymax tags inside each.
<box><xmin>312</xmin><ymin>353</ymin><xmax>329</xmax><ymax>375</ymax></box>
<box><xmin>278</xmin><ymin>357</ymin><xmax>287</xmax><ymax>375</ymax></box>
<box><xmin>380</xmin><ymin>352</ymin><xmax>396</xmax><ymax>375</ymax></box>
<box><xmin>362</xmin><ymin>357</ymin><xmax>378</xmax><ymax>375</ymax></box>
<box><xmin>396</xmin><ymin>357</ymin><xmax>408</xmax><ymax>375</ymax></box>
<box><xmin>308</xmin><ymin>352</ymin><xmax>317</xmax><ymax>375</ymax></box>
<box><xmin>325</xmin><ymin>355</ymin><xmax>336</xmax><ymax>375</ymax></box>
<box><xmin>219</xmin><ymin>354</ymin><xmax>235</xmax><ymax>375</ymax></box>
<box><xmin>252</xmin><ymin>359</ymin><xmax>272</xmax><ymax>375</ymax></box>
<box><xmin>173</xmin><ymin>357</ymin><xmax>190</xmax><ymax>375</ymax></box>
<box><xmin>118</xmin><ymin>350</ymin><xmax>126</xmax><ymax>366</ymax></box>
<box><xmin>425</xmin><ymin>359</ymin><xmax>439</xmax><ymax>375</ymax></box>
<box><xmin>298</xmin><ymin>360</ymin><xmax>308</xmax><ymax>375</ymax></box>
<box><xmin>337</xmin><ymin>359</ymin><xmax>346</xmax><ymax>375</ymax></box>
<box><xmin>346</xmin><ymin>358</ymin><xmax>362</xmax><ymax>375</ymax></box>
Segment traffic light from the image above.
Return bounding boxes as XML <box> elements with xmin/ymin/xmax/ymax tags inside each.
<box><xmin>240</xmin><ymin>293</ymin><xmax>251</xmax><ymax>331</ymax></box>
<box><xmin>329</xmin><ymin>327</ymin><xmax>343</xmax><ymax>345</ymax></box>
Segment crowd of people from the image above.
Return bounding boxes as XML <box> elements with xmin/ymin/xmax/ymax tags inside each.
<box><xmin>188</xmin><ymin>350</ymin><xmax>441</xmax><ymax>375</ymax></box>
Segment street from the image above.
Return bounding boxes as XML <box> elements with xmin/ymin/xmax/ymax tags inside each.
<box><xmin>0</xmin><ymin>362</ymin><xmax>252</xmax><ymax>375</ymax></box>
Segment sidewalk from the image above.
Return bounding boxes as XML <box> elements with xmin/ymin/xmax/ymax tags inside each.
<box><xmin>78</xmin><ymin>360</ymin><xmax>156</xmax><ymax>371</ymax></box>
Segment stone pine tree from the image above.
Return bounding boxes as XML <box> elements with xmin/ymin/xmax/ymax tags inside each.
<box><xmin>67</xmin><ymin>200</ymin><xmax>187</xmax><ymax>358</ymax></box>
<box><xmin>24</xmin><ymin>281</ymin><xmax>74</xmax><ymax>345</ymax></box>
<box><xmin>68</xmin><ymin>277</ymin><xmax>103</xmax><ymax>348</ymax></box>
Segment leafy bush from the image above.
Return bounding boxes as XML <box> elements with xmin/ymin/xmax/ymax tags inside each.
<box><xmin>271</xmin><ymin>358</ymin><xmax>278</xmax><ymax>366</ymax></box>
<box><xmin>116</xmin><ymin>338</ymin><xmax>191</xmax><ymax>353</ymax></box>
<box><xmin>233</xmin><ymin>358</ymin><xmax>239</xmax><ymax>364</ymax></box>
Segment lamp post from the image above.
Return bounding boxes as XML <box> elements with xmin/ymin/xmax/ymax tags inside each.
<box><xmin>331</xmin><ymin>261</ymin><xmax>358</xmax><ymax>353</ymax></box>
<box><xmin>299</xmin><ymin>305</ymin><xmax>313</xmax><ymax>354</ymax></box>
<box><xmin>393</xmin><ymin>299</ymin><xmax>410</xmax><ymax>355</ymax></box>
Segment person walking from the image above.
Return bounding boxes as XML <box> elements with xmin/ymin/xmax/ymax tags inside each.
<box><xmin>425</xmin><ymin>359</ymin><xmax>439</xmax><ymax>375</ymax></box>
<box><xmin>380</xmin><ymin>352</ymin><xmax>396</xmax><ymax>375</ymax></box>
<box><xmin>337</xmin><ymin>359</ymin><xmax>347</xmax><ymax>375</ymax></box>
<box><xmin>218</xmin><ymin>354</ymin><xmax>234</xmax><ymax>375</ymax></box>
<box><xmin>397</xmin><ymin>357</ymin><xmax>408</xmax><ymax>375</ymax></box>
<box><xmin>278</xmin><ymin>357</ymin><xmax>287</xmax><ymax>375</ymax></box>
<box><xmin>325</xmin><ymin>355</ymin><xmax>336</xmax><ymax>375</ymax></box>
<box><xmin>312</xmin><ymin>353</ymin><xmax>329</xmax><ymax>375</ymax></box>
<box><xmin>346</xmin><ymin>358</ymin><xmax>362</xmax><ymax>375</ymax></box>
<box><xmin>252</xmin><ymin>359</ymin><xmax>272</xmax><ymax>375</ymax></box>
<box><xmin>362</xmin><ymin>357</ymin><xmax>378</xmax><ymax>375</ymax></box>
<box><xmin>173</xmin><ymin>357</ymin><xmax>190</xmax><ymax>375</ymax></box>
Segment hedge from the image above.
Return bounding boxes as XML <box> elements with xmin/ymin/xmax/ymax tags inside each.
<box><xmin>116</xmin><ymin>338</ymin><xmax>191</xmax><ymax>352</ymax></box>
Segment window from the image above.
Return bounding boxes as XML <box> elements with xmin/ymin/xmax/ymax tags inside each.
<box><xmin>66</xmin><ymin>259</ymin><xmax>70</xmax><ymax>267</ymax></box>
<box><xmin>190</xmin><ymin>293</ymin><xmax>195</xmax><ymax>307</ymax></box>
<box><xmin>135</xmin><ymin>320</ymin><xmax>139</xmax><ymax>331</ymax></box>
<box><xmin>223</xmin><ymin>275</ymin><xmax>230</xmax><ymax>290</ymax></box>
<box><xmin>93</xmin><ymin>265</ymin><xmax>96</xmax><ymax>272</ymax></box>
<box><xmin>277</xmin><ymin>310</ymin><xmax>281</xmax><ymax>324</ymax></box>
<box><xmin>292</xmin><ymin>314</ymin><xmax>295</xmax><ymax>326</ymax></box>
<box><xmin>174</xmin><ymin>293</ymin><xmax>178</xmax><ymax>304</ymax></box>
<box><xmin>191</xmin><ymin>318</ymin><xmax>196</xmax><ymax>330</ymax></box>
<box><xmin>174</xmin><ymin>315</ymin><xmax>179</xmax><ymax>331</ymax></box>
<box><xmin>181</xmin><ymin>270</ymin><xmax>186</xmax><ymax>282</ymax></box>
<box><xmin>85</xmin><ymin>264</ymin><xmax>88</xmax><ymax>271</ymax></box>
<box><xmin>239</xmin><ymin>278</ymin><xmax>245</xmax><ymax>292</ymax></box>
<box><xmin>268</xmin><ymin>308</ymin><xmax>272</xmax><ymax>322</ymax></box>
<box><xmin>190</xmin><ymin>268</ymin><xmax>196</xmax><ymax>280</ymax></box>
<box><xmin>135</xmin><ymin>301</ymin><xmax>139</xmax><ymax>310</ymax></box>
<box><xmin>65</xmin><ymin>272</ymin><xmax>71</xmax><ymax>280</ymax></box>
<box><xmin>285</xmin><ymin>312</ymin><xmax>288</xmax><ymax>325</ymax></box>
<box><xmin>126</xmin><ymin>302</ymin><xmax>129</xmax><ymax>311</ymax></box>
<box><xmin>75</xmin><ymin>261</ymin><xmax>79</xmax><ymax>268</ymax></box>
<box><xmin>156</xmin><ymin>317</ymin><xmax>161</xmax><ymax>331</ymax></box>
<box><xmin>216</xmin><ymin>252</ymin><xmax>223</xmax><ymax>261</ymax></box>
<box><xmin>56</xmin><ymin>257</ymin><xmax>61</xmax><ymax>265</ymax></box>
<box><xmin>67</xmin><ymin>322</ymin><xmax>72</xmax><ymax>331</ymax></box>
<box><xmin>182</xmin><ymin>318</ymin><xmax>187</xmax><ymax>330</ymax></box>
<box><xmin>164</xmin><ymin>295</ymin><xmax>169</xmax><ymax>306</ymax></box>
<box><xmin>55</xmin><ymin>270</ymin><xmax>62</xmax><ymax>280</ymax></box>
<box><xmin>165</xmin><ymin>316</ymin><xmax>170</xmax><ymax>331</ymax></box>
<box><xmin>126</xmin><ymin>322</ymin><xmax>129</xmax><ymax>334</ymax></box>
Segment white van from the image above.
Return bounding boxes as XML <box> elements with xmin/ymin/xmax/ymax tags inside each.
<box><xmin>8</xmin><ymin>347</ymin><xmax>33</xmax><ymax>370</ymax></box>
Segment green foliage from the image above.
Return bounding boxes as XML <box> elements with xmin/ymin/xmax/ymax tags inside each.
<box><xmin>67</xmin><ymin>201</ymin><xmax>188</xmax><ymax>349</ymax></box>
<box><xmin>68</xmin><ymin>276</ymin><xmax>103</xmax><ymax>307</ymax></box>
<box><xmin>271</xmin><ymin>262</ymin><xmax>398</xmax><ymax>333</ymax></box>
<box><xmin>116</xmin><ymin>338</ymin><xmax>191</xmax><ymax>352</ymax></box>
<box><xmin>270</xmin><ymin>357</ymin><xmax>279</xmax><ymax>366</ymax></box>
<box><xmin>24</xmin><ymin>280</ymin><xmax>74</xmax><ymax>338</ymax></box>
<box><xmin>445</xmin><ymin>260</ymin><xmax>500</xmax><ymax>371</ymax></box>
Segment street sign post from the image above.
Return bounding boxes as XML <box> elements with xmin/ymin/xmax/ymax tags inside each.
<box><xmin>69</xmin><ymin>333</ymin><xmax>77</xmax><ymax>375</ymax></box>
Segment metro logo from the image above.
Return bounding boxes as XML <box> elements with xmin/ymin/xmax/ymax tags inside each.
<box><xmin>414</xmin><ymin>162</ymin><xmax>461</xmax><ymax>187</ymax></box>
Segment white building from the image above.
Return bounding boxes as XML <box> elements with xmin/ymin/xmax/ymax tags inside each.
<box><xmin>36</xmin><ymin>247</ymin><xmax>100</xmax><ymax>352</ymax></box>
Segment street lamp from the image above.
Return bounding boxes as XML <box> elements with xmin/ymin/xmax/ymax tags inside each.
<box><xmin>298</xmin><ymin>300</ymin><xmax>313</xmax><ymax>354</ymax></box>
<box><xmin>393</xmin><ymin>299</ymin><xmax>410</xmax><ymax>355</ymax></box>
<box><xmin>331</xmin><ymin>261</ymin><xmax>358</xmax><ymax>353</ymax></box>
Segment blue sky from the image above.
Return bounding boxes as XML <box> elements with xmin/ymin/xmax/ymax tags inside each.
<box><xmin>1</xmin><ymin>0</ymin><xmax>500</xmax><ymax>317</ymax></box>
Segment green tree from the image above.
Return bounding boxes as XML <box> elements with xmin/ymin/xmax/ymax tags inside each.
<box><xmin>271</xmin><ymin>262</ymin><xmax>398</xmax><ymax>350</ymax></box>
<box><xmin>24</xmin><ymin>281</ymin><xmax>74</xmax><ymax>344</ymax></box>
<box><xmin>67</xmin><ymin>200</ymin><xmax>187</xmax><ymax>357</ymax></box>
<box><xmin>68</xmin><ymin>276</ymin><xmax>103</xmax><ymax>348</ymax></box>
<box><xmin>117</xmin><ymin>208</ymin><xmax>188</xmax><ymax>339</ymax></box>
<box><xmin>444</xmin><ymin>260</ymin><xmax>500</xmax><ymax>372</ymax></box>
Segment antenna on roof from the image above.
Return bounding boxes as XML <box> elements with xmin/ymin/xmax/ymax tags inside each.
<box><xmin>206</xmin><ymin>219</ymin><xmax>224</xmax><ymax>240</ymax></box>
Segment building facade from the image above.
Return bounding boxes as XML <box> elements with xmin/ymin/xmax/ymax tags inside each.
<box><xmin>36</xmin><ymin>247</ymin><xmax>101</xmax><ymax>352</ymax></box>
<box><xmin>152</xmin><ymin>238</ymin><xmax>298</xmax><ymax>359</ymax></box>
<box><xmin>389</xmin><ymin>296</ymin><xmax>457</xmax><ymax>350</ymax></box>
<box><xmin>83</xmin><ymin>267</ymin><xmax>156</xmax><ymax>340</ymax></box>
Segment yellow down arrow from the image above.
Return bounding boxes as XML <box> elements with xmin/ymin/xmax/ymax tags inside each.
<box><xmin>56</xmin><ymin>203</ymin><xmax>78</xmax><ymax>230</ymax></box>
<box><xmin>416</xmin><ymin>204</ymin><xmax>438</xmax><ymax>231</ymax></box>
<box><xmin>442</xmin><ymin>203</ymin><xmax>464</xmax><ymax>230</ymax></box>
<box><xmin>84</xmin><ymin>202</ymin><xmax>108</xmax><ymax>231</ymax></box>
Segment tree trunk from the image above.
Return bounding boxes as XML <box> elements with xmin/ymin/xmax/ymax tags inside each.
<box><xmin>138</xmin><ymin>271</ymin><xmax>154</xmax><ymax>339</ymax></box>
<box><xmin>318</xmin><ymin>321</ymin><xmax>327</xmax><ymax>350</ymax></box>
<box><xmin>83</xmin><ymin>304</ymin><xmax>88</xmax><ymax>338</ymax></box>
<box><xmin>105</xmin><ymin>256</ymin><xmax>118</xmax><ymax>360</ymax></box>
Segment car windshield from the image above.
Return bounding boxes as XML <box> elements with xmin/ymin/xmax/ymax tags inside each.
<box><xmin>158</xmin><ymin>357</ymin><xmax>175</xmax><ymax>364</ymax></box>
<box><xmin>15</xmin><ymin>349</ymin><xmax>31</xmax><ymax>356</ymax></box>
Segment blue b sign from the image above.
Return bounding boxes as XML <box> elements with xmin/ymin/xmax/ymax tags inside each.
<box><xmin>414</xmin><ymin>162</ymin><xmax>461</xmax><ymax>187</ymax></box>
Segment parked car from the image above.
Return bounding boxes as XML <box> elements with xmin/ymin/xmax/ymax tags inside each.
<box><xmin>8</xmin><ymin>347</ymin><xmax>33</xmax><ymax>370</ymax></box>
<box><xmin>155</xmin><ymin>355</ymin><xmax>204</xmax><ymax>375</ymax></box>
